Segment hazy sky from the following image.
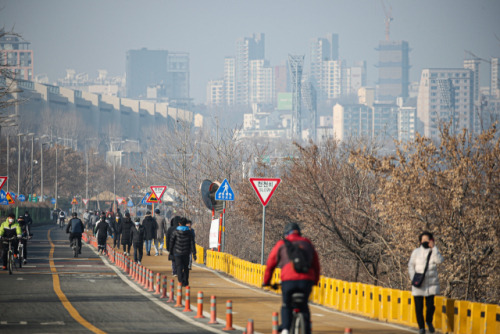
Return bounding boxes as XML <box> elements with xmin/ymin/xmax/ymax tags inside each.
<box><xmin>2</xmin><ymin>0</ymin><xmax>499</xmax><ymax>103</ymax></box>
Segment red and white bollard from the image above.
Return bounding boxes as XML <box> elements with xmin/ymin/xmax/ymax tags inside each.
<box><xmin>223</xmin><ymin>300</ymin><xmax>235</xmax><ymax>330</ymax></box>
<box><xmin>183</xmin><ymin>286</ymin><xmax>192</xmax><ymax>312</ymax></box>
<box><xmin>166</xmin><ymin>279</ymin><xmax>175</xmax><ymax>303</ymax></box>
<box><xmin>208</xmin><ymin>295</ymin><xmax>218</xmax><ymax>324</ymax></box>
<box><xmin>160</xmin><ymin>275</ymin><xmax>167</xmax><ymax>299</ymax></box>
<box><xmin>175</xmin><ymin>283</ymin><xmax>183</xmax><ymax>307</ymax></box>
<box><xmin>344</xmin><ymin>328</ymin><xmax>353</xmax><ymax>334</ymax></box>
<box><xmin>246</xmin><ymin>319</ymin><xmax>254</xmax><ymax>334</ymax></box>
<box><xmin>194</xmin><ymin>291</ymin><xmax>205</xmax><ymax>319</ymax></box>
<box><xmin>154</xmin><ymin>272</ymin><xmax>161</xmax><ymax>294</ymax></box>
<box><xmin>272</xmin><ymin>312</ymin><xmax>279</xmax><ymax>334</ymax></box>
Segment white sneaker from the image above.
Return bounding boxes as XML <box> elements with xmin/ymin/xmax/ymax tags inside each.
<box><xmin>281</xmin><ymin>330</ymin><xmax>289</xmax><ymax>334</ymax></box>
<box><xmin>154</xmin><ymin>253</ymin><xmax>159</xmax><ymax>256</ymax></box>
<box><xmin>138</xmin><ymin>261</ymin><xmax>141</xmax><ymax>265</ymax></box>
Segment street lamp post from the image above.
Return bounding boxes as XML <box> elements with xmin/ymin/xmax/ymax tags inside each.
<box><xmin>55</xmin><ymin>143</ymin><xmax>58</xmax><ymax>209</ymax></box>
<box><xmin>28</xmin><ymin>133</ymin><xmax>35</xmax><ymax>200</ymax></box>
<box><xmin>17</xmin><ymin>133</ymin><xmax>26</xmax><ymax>196</ymax></box>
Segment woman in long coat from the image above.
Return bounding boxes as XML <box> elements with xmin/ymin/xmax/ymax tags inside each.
<box><xmin>120</xmin><ymin>212</ymin><xmax>134</xmax><ymax>255</ymax></box>
<box><xmin>94</xmin><ymin>212</ymin><xmax>112</xmax><ymax>255</ymax></box>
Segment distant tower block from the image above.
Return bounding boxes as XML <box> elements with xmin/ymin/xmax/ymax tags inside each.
<box><xmin>288</xmin><ymin>54</ymin><xmax>304</xmax><ymax>139</ymax></box>
<box><xmin>302</xmin><ymin>81</ymin><xmax>317</xmax><ymax>141</ymax></box>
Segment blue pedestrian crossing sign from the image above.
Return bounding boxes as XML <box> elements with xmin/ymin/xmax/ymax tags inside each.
<box><xmin>127</xmin><ymin>199</ymin><xmax>134</xmax><ymax>207</ymax></box>
<box><xmin>0</xmin><ymin>190</ymin><xmax>8</xmax><ymax>205</ymax></box>
<box><xmin>18</xmin><ymin>194</ymin><xmax>26</xmax><ymax>202</ymax></box>
<box><xmin>215</xmin><ymin>179</ymin><xmax>235</xmax><ymax>201</ymax></box>
<box><xmin>141</xmin><ymin>193</ymin><xmax>151</xmax><ymax>205</ymax></box>
<box><xmin>51</xmin><ymin>198</ymin><xmax>56</xmax><ymax>205</ymax></box>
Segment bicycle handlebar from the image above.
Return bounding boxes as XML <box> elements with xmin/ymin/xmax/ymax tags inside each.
<box><xmin>262</xmin><ymin>283</ymin><xmax>281</xmax><ymax>290</ymax></box>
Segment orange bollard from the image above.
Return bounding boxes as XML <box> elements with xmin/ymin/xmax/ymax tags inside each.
<box><xmin>194</xmin><ymin>291</ymin><xmax>205</xmax><ymax>319</ymax></box>
<box><xmin>143</xmin><ymin>267</ymin><xmax>148</xmax><ymax>288</ymax></box>
<box><xmin>175</xmin><ymin>283</ymin><xmax>183</xmax><ymax>307</ymax></box>
<box><xmin>160</xmin><ymin>275</ymin><xmax>167</xmax><ymax>299</ymax></box>
<box><xmin>167</xmin><ymin>279</ymin><xmax>175</xmax><ymax>303</ymax></box>
<box><xmin>154</xmin><ymin>272</ymin><xmax>161</xmax><ymax>294</ymax></box>
<box><xmin>223</xmin><ymin>300</ymin><xmax>235</xmax><ymax>330</ymax></box>
<box><xmin>183</xmin><ymin>286</ymin><xmax>192</xmax><ymax>312</ymax></box>
<box><xmin>246</xmin><ymin>319</ymin><xmax>254</xmax><ymax>334</ymax></box>
<box><xmin>272</xmin><ymin>312</ymin><xmax>279</xmax><ymax>334</ymax></box>
<box><xmin>140</xmin><ymin>266</ymin><xmax>145</xmax><ymax>286</ymax></box>
<box><xmin>208</xmin><ymin>296</ymin><xmax>218</xmax><ymax>324</ymax></box>
<box><xmin>344</xmin><ymin>329</ymin><xmax>353</xmax><ymax>334</ymax></box>
<box><xmin>148</xmin><ymin>270</ymin><xmax>154</xmax><ymax>291</ymax></box>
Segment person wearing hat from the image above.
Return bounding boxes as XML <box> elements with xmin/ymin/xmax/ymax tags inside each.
<box><xmin>121</xmin><ymin>212</ymin><xmax>134</xmax><ymax>255</ymax></box>
<box><xmin>24</xmin><ymin>210</ymin><xmax>33</xmax><ymax>226</ymax></box>
<box><xmin>66</xmin><ymin>212</ymin><xmax>84</xmax><ymax>254</ymax></box>
<box><xmin>130</xmin><ymin>217</ymin><xmax>145</xmax><ymax>264</ymax></box>
<box><xmin>94</xmin><ymin>212</ymin><xmax>112</xmax><ymax>255</ymax></box>
<box><xmin>17</xmin><ymin>215</ymin><xmax>31</xmax><ymax>264</ymax></box>
<box><xmin>262</xmin><ymin>222</ymin><xmax>320</xmax><ymax>334</ymax></box>
<box><xmin>0</xmin><ymin>213</ymin><xmax>22</xmax><ymax>270</ymax></box>
<box><xmin>153</xmin><ymin>208</ymin><xmax>167</xmax><ymax>256</ymax></box>
<box><xmin>168</xmin><ymin>217</ymin><xmax>197</xmax><ymax>287</ymax></box>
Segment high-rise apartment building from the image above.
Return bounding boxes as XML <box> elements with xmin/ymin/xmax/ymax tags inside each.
<box><xmin>274</xmin><ymin>65</ymin><xmax>288</xmax><ymax>100</ymax></box>
<box><xmin>333</xmin><ymin>103</ymin><xmax>373</xmax><ymax>141</ymax></box>
<box><xmin>0</xmin><ymin>33</ymin><xmax>34</xmax><ymax>80</ymax></box>
<box><xmin>398</xmin><ymin>104</ymin><xmax>417</xmax><ymax>142</ymax></box>
<box><xmin>206</xmin><ymin>79</ymin><xmax>224</xmax><ymax>105</ymax></box>
<box><xmin>235</xmin><ymin>33</ymin><xmax>265</xmax><ymax>105</ymax></box>
<box><xmin>126</xmin><ymin>48</ymin><xmax>189</xmax><ymax>100</ymax></box>
<box><xmin>464</xmin><ymin>59</ymin><xmax>480</xmax><ymax>104</ymax></box>
<box><xmin>372</xmin><ymin>103</ymin><xmax>399</xmax><ymax>140</ymax></box>
<box><xmin>376</xmin><ymin>40</ymin><xmax>410</xmax><ymax>103</ymax></box>
<box><xmin>310</xmin><ymin>33</ymin><xmax>339</xmax><ymax>101</ymax></box>
<box><xmin>417</xmin><ymin>68</ymin><xmax>474</xmax><ymax>140</ymax></box>
<box><xmin>320</xmin><ymin>60</ymin><xmax>343</xmax><ymax>100</ymax></box>
<box><xmin>224</xmin><ymin>57</ymin><xmax>236</xmax><ymax>105</ymax></box>
<box><xmin>491</xmin><ymin>57</ymin><xmax>500</xmax><ymax>98</ymax></box>
<box><xmin>249</xmin><ymin>59</ymin><xmax>274</xmax><ymax>105</ymax></box>
<box><xmin>343</xmin><ymin>61</ymin><xmax>367</xmax><ymax>96</ymax></box>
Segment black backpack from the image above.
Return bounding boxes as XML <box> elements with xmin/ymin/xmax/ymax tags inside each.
<box><xmin>284</xmin><ymin>239</ymin><xmax>312</xmax><ymax>273</ymax></box>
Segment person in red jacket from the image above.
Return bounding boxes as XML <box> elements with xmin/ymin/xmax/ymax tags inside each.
<box><xmin>263</xmin><ymin>222</ymin><xmax>320</xmax><ymax>334</ymax></box>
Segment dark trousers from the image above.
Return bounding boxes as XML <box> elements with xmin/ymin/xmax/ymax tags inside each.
<box><xmin>113</xmin><ymin>234</ymin><xmax>121</xmax><ymax>248</ymax></box>
<box><xmin>133</xmin><ymin>242</ymin><xmax>143</xmax><ymax>263</ymax></box>
<box><xmin>281</xmin><ymin>280</ymin><xmax>314</xmax><ymax>334</ymax></box>
<box><xmin>69</xmin><ymin>233</ymin><xmax>82</xmax><ymax>253</ymax></box>
<box><xmin>122</xmin><ymin>243</ymin><xmax>131</xmax><ymax>253</ymax></box>
<box><xmin>2</xmin><ymin>240</ymin><xmax>19</xmax><ymax>266</ymax></box>
<box><xmin>174</xmin><ymin>254</ymin><xmax>190</xmax><ymax>286</ymax></box>
<box><xmin>414</xmin><ymin>295</ymin><xmax>435</xmax><ymax>329</ymax></box>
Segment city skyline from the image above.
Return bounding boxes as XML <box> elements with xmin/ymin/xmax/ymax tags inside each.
<box><xmin>1</xmin><ymin>0</ymin><xmax>499</xmax><ymax>103</ymax></box>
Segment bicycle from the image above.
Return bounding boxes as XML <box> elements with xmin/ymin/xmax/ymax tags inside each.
<box><xmin>70</xmin><ymin>236</ymin><xmax>80</xmax><ymax>258</ymax></box>
<box><xmin>2</xmin><ymin>236</ymin><xmax>18</xmax><ymax>275</ymax></box>
<box><xmin>59</xmin><ymin>217</ymin><xmax>65</xmax><ymax>229</ymax></box>
<box><xmin>17</xmin><ymin>236</ymin><xmax>29</xmax><ymax>268</ymax></box>
<box><xmin>266</xmin><ymin>283</ymin><xmax>308</xmax><ymax>334</ymax></box>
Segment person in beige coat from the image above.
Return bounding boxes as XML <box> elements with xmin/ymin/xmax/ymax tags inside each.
<box><xmin>408</xmin><ymin>231</ymin><xmax>444</xmax><ymax>334</ymax></box>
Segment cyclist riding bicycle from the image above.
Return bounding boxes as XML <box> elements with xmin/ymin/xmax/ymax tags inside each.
<box><xmin>0</xmin><ymin>214</ymin><xmax>22</xmax><ymax>270</ymax></box>
<box><xmin>66</xmin><ymin>212</ymin><xmax>84</xmax><ymax>255</ymax></box>
<box><xmin>262</xmin><ymin>222</ymin><xmax>320</xmax><ymax>334</ymax></box>
<box><xmin>17</xmin><ymin>215</ymin><xmax>31</xmax><ymax>264</ymax></box>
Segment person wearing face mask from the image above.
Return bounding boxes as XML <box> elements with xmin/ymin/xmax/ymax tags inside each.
<box><xmin>408</xmin><ymin>231</ymin><xmax>444</xmax><ymax>334</ymax></box>
<box><xmin>94</xmin><ymin>212</ymin><xmax>112</xmax><ymax>255</ymax></box>
<box><xmin>130</xmin><ymin>217</ymin><xmax>145</xmax><ymax>264</ymax></box>
<box><xmin>0</xmin><ymin>214</ymin><xmax>22</xmax><ymax>270</ymax></box>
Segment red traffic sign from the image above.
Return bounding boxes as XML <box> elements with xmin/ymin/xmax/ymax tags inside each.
<box><xmin>150</xmin><ymin>186</ymin><xmax>167</xmax><ymax>202</ymax></box>
<box><xmin>249</xmin><ymin>178</ymin><xmax>281</xmax><ymax>207</ymax></box>
<box><xmin>0</xmin><ymin>177</ymin><xmax>7</xmax><ymax>191</ymax></box>
<box><xmin>146</xmin><ymin>192</ymin><xmax>159</xmax><ymax>203</ymax></box>
<box><xmin>6</xmin><ymin>192</ymin><xmax>15</xmax><ymax>204</ymax></box>
<box><xmin>116</xmin><ymin>197</ymin><xmax>125</xmax><ymax>205</ymax></box>
<box><xmin>82</xmin><ymin>198</ymin><xmax>89</xmax><ymax>206</ymax></box>
<box><xmin>71</xmin><ymin>197</ymin><xmax>78</xmax><ymax>205</ymax></box>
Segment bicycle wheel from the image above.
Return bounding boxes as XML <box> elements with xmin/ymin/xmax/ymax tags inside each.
<box><xmin>8</xmin><ymin>251</ymin><xmax>14</xmax><ymax>275</ymax></box>
<box><xmin>292</xmin><ymin>312</ymin><xmax>306</xmax><ymax>334</ymax></box>
<box><xmin>73</xmin><ymin>242</ymin><xmax>78</xmax><ymax>258</ymax></box>
<box><xmin>18</xmin><ymin>248</ymin><xmax>23</xmax><ymax>268</ymax></box>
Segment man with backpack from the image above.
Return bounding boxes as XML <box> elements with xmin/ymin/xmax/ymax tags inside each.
<box><xmin>262</xmin><ymin>222</ymin><xmax>320</xmax><ymax>334</ymax></box>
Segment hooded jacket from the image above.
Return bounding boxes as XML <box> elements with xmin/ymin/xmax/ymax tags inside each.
<box><xmin>130</xmin><ymin>223</ymin><xmax>145</xmax><ymax>244</ymax></box>
<box><xmin>168</xmin><ymin>226</ymin><xmax>196</xmax><ymax>257</ymax></box>
<box><xmin>263</xmin><ymin>232</ymin><xmax>321</xmax><ymax>285</ymax></box>
<box><xmin>408</xmin><ymin>245</ymin><xmax>444</xmax><ymax>296</ymax></box>
<box><xmin>94</xmin><ymin>218</ymin><xmax>111</xmax><ymax>242</ymax></box>
<box><xmin>121</xmin><ymin>217</ymin><xmax>134</xmax><ymax>245</ymax></box>
<box><xmin>142</xmin><ymin>215</ymin><xmax>157</xmax><ymax>240</ymax></box>
<box><xmin>0</xmin><ymin>219</ymin><xmax>22</xmax><ymax>238</ymax></box>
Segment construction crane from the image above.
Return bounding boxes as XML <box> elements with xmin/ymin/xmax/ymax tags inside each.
<box><xmin>381</xmin><ymin>0</ymin><xmax>393</xmax><ymax>41</ymax></box>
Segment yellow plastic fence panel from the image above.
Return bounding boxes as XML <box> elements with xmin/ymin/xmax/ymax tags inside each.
<box><xmin>379</xmin><ymin>287</ymin><xmax>390</xmax><ymax>321</ymax></box>
<box><xmin>311</xmin><ymin>277</ymin><xmax>323</xmax><ymax>304</ymax></box>
<box><xmin>432</xmin><ymin>296</ymin><xmax>444</xmax><ymax>332</ymax></box>
<box><xmin>481</xmin><ymin>304</ymin><xmax>499</xmax><ymax>334</ymax></box>
<box><xmin>399</xmin><ymin>290</ymin><xmax>413</xmax><ymax>326</ymax></box>
<box><xmin>441</xmin><ymin>297</ymin><xmax>455</xmax><ymax>334</ymax></box>
<box><xmin>389</xmin><ymin>289</ymin><xmax>401</xmax><ymax>322</ymax></box>
<box><xmin>467</xmin><ymin>302</ymin><xmax>482</xmax><ymax>334</ymax></box>
<box><xmin>338</xmin><ymin>281</ymin><xmax>348</xmax><ymax>312</ymax></box>
<box><xmin>350</xmin><ymin>283</ymin><xmax>361</xmax><ymax>314</ymax></box>
<box><xmin>330</xmin><ymin>280</ymin><xmax>340</xmax><ymax>310</ymax></box>
<box><xmin>324</xmin><ymin>278</ymin><xmax>335</xmax><ymax>308</ymax></box>
<box><xmin>372</xmin><ymin>286</ymin><xmax>382</xmax><ymax>319</ymax></box>
<box><xmin>195</xmin><ymin>244</ymin><xmax>204</xmax><ymax>264</ymax></box>
<box><xmin>454</xmin><ymin>300</ymin><xmax>470</xmax><ymax>334</ymax></box>
<box><xmin>359</xmin><ymin>283</ymin><xmax>369</xmax><ymax>317</ymax></box>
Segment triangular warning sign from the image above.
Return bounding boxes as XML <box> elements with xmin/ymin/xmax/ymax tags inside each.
<box><xmin>0</xmin><ymin>176</ymin><xmax>7</xmax><ymax>191</ymax></box>
<box><xmin>82</xmin><ymin>198</ymin><xmax>89</xmax><ymax>205</ymax></box>
<box><xmin>150</xmin><ymin>185</ymin><xmax>167</xmax><ymax>202</ymax></box>
<box><xmin>249</xmin><ymin>178</ymin><xmax>281</xmax><ymax>207</ymax></box>
<box><xmin>6</xmin><ymin>192</ymin><xmax>15</xmax><ymax>205</ymax></box>
<box><xmin>71</xmin><ymin>197</ymin><xmax>78</xmax><ymax>205</ymax></box>
<box><xmin>146</xmin><ymin>192</ymin><xmax>159</xmax><ymax>203</ymax></box>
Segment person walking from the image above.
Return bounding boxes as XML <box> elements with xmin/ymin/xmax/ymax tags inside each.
<box><xmin>23</xmin><ymin>211</ymin><xmax>33</xmax><ymax>226</ymax></box>
<box><xmin>130</xmin><ymin>217</ymin><xmax>145</xmax><ymax>264</ymax></box>
<box><xmin>168</xmin><ymin>217</ymin><xmax>196</xmax><ymax>287</ymax></box>
<box><xmin>94</xmin><ymin>212</ymin><xmax>111</xmax><ymax>255</ymax></box>
<box><xmin>121</xmin><ymin>212</ymin><xmax>133</xmax><ymax>255</ymax></box>
<box><xmin>112</xmin><ymin>214</ymin><xmax>122</xmax><ymax>249</ymax></box>
<box><xmin>142</xmin><ymin>211</ymin><xmax>157</xmax><ymax>256</ymax></box>
<box><xmin>153</xmin><ymin>209</ymin><xmax>167</xmax><ymax>256</ymax></box>
<box><xmin>409</xmin><ymin>231</ymin><xmax>444</xmax><ymax>334</ymax></box>
<box><xmin>262</xmin><ymin>222</ymin><xmax>321</xmax><ymax>334</ymax></box>
<box><xmin>83</xmin><ymin>209</ymin><xmax>90</xmax><ymax>230</ymax></box>
<box><xmin>166</xmin><ymin>216</ymin><xmax>181</xmax><ymax>276</ymax></box>
<box><xmin>186</xmin><ymin>220</ymin><xmax>196</xmax><ymax>269</ymax></box>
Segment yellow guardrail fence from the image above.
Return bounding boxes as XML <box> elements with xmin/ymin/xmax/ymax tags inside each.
<box><xmin>202</xmin><ymin>248</ymin><xmax>499</xmax><ymax>334</ymax></box>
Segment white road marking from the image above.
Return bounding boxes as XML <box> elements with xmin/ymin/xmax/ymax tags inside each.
<box><xmin>312</xmin><ymin>313</ymin><xmax>324</xmax><ymax>317</ymax></box>
<box><xmin>16</xmin><ymin>277</ymin><xmax>24</xmax><ymax>280</ymax></box>
<box><xmin>0</xmin><ymin>321</ymin><xmax>7</xmax><ymax>325</ymax></box>
<box><xmin>77</xmin><ymin>265</ymin><xmax>92</xmax><ymax>267</ymax></box>
<box><xmin>20</xmin><ymin>321</ymin><xmax>27</xmax><ymax>325</ymax></box>
<box><xmin>41</xmin><ymin>321</ymin><xmax>65</xmax><ymax>325</ymax></box>
<box><xmin>23</xmin><ymin>265</ymin><xmax>36</xmax><ymax>268</ymax></box>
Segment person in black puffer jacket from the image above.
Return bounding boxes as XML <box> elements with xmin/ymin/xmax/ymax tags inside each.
<box><xmin>120</xmin><ymin>212</ymin><xmax>133</xmax><ymax>255</ymax></box>
<box><xmin>94</xmin><ymin>212</ymin><xmax>112</xmax><ymax>255</ymax></box>
<box><xmin>141</xmin><ymin>211</ymin><xmax>157</xmax><ymax>256</ymax></box>
<box><xmin>130</xmin><ymin>217</ymin><xmax>145</xmax><ymax>264</ymax></box>
<box><xmin>166</xmin><ymin>216</ymin><xmax>181</xmax><ymax>276</ymax></box>
<box><xmin>168</xmin><ymin>217</ymin><xmax>196</xmax><ymax>287</ymax></box>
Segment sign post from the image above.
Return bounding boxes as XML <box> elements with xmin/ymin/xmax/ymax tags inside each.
<box><xmin>249</xmin><ymin>178</ymin><xmax>281</xmax><ymax>265</ymax></box>
<box><xmin>214</xmin><ymin>179</ymin><xmax>235</xmax><ymax>252</ymax></box>
<box><xmin>149</xmin><ymin>186</ymin><xmax>167</xmax><ymax>217</ymax></box>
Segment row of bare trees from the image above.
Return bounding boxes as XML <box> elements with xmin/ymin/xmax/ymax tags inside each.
<box><xmin>142</xmin><ymin>120</ymin><xmax>498</xmax><ymax>304</ymax></box>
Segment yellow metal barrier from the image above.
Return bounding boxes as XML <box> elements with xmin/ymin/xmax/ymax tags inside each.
<box><xmin>201</xmin><ymin>246</ymin><xmax>499</xmax><ymax>333</ymax></box>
